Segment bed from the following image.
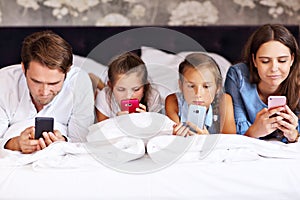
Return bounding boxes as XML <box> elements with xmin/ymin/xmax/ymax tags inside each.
<box><xmin>0</xmin><ymin>25</ymin><xmax>300</xmax><ymax>200</ymax></box>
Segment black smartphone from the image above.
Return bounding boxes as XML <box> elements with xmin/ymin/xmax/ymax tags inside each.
<box><xmin>35</xmin><ymin>117</ymin><xmax>54</xmax><ymax>139</ymax></box>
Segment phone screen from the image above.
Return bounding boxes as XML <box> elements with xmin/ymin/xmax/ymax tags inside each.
<box><xmin>35</xmin><ymin>117</ymin><xmax>54</xmax><ymax>139</ymax></box>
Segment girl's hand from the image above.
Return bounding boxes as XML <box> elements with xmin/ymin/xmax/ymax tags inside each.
<box><xmin>136</xmin><ymin>103</ymin><xmax>147</xmax><ymax>113</ymax></box>
<box><xmin>186</xmin><ymin>121</ymin><xmax>209</xmax><ymax>135</ymax></box>
<box><xmin>117</xmin><ymin>111</ymin><xmax>129</xmax><ymax>116</ymax></box>
<box><xmin>246</xmin><ymin>107</ymin><xmax>285</xmax><ymax>138</ymax></box>
<box><xmin>172</xmin><ymin>123</ymin><xmax>193</xmax><ymax>137</ymax></box>
<box><xmin>276</xmin><ymin>105</ymin><xmax>299</xmax><ymax>142</ymax></box>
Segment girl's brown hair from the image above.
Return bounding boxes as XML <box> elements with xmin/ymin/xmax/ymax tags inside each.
<box><xmin>107</xmin><ymin>52</ymin><xmax>151</xmax><ymax>109</ymax></box>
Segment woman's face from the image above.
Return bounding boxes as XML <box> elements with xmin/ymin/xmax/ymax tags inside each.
<box><xmin>112</xmin><ymin>72</ymin><xmax>144</xmax><ymax>107</ymax></box>
<box><xmin>253</xmin><ymin>40</ymin><xmax>294</xmax><ymax>90</ymax></box>
<box><xmin>179</xmin><ymin>66</ymin><xmax>218</xmax><ymax>110</ymax></box>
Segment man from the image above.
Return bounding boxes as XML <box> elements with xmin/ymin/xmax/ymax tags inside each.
<box><xmin>0</xmin><ymin>30</ymin><xmax>95</xmax><ymax>153</ymax></box>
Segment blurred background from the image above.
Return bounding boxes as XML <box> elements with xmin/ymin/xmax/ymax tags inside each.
<box><xmin>0</xmin><ymin>0</ymin><xmax>299</xmax><ymax>26</ymax></box>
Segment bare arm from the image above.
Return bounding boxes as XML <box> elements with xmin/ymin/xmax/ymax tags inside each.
<box><xmin>220</xmin><ymin>94</ymin><xmax>236</xmax><ymax>134</ymax></box>
<box><xmin>96</xmin><ymin>109</ymin><xmax>109</xmax><ymax>122</ymax></box>
<box><xmin>165</xmin><ymin>93</ymin><xmax>180</xmax><ymax>123</ymax></box>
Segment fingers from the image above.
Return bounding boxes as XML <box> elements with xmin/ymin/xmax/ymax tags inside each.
<box><xmin>267</xmin><ymin>106</ymin><xmax>285</xmax><ymax>118</ymax></box>
<box><xmin>281</xmin><ymin>128</ymin><xmax>299</xmax><ymax>143</ymax></box>
<box><xmin>173</xmin><ymin>123</ymin><xmax>190</xmax><ymax>137</ymax></box>
<box><xmin>268</xmin><ymin>105</ymin><xmax>299</xmax><ymax>142</ymax></box>
<box><xmin>173</xmin><ymin>122</ymin><xmax>208</xmax><ymax>137</ymax></box>
<box><xmin>117</xmin><ymin>111</ymin><xmax>129</xmax><ymax>116</ymax></box>
<box><xmin>40</xmin><ymin>130</ymin><xmax>66</xmax><ymax>148</ymax></box>
<box><xmin>136</xmin><ymin>103</ymin><xmax>147</xmax><ymax>113</ymax></box>
<box><xmin>186</xmin><ymin>122</ymin><xmax>209</xmax><ymax>135</ymax></box>
<box><xmin>19</xmin><ymin>127</ymin><xmax>40</xmax><ymax>154</ymax></box>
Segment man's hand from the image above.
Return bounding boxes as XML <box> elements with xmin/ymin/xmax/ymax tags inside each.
<box><xmin>4</xmin><ymin>126</ymin><xmax>41</xmax><ymax>154</ymax></box>
<box><xmin>39</xmin><ymin>130</ymin><xmax>67</xmax><ymax>149</ymax></box>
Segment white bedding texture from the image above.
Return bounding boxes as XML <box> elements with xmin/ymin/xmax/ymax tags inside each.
<box><xmin>1</xmin><ymin>112</ymin><xmax>300</xmax><ymax>199</ymax></box>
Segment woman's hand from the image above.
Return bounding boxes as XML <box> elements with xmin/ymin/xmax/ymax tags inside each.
<box><xmin>246</xmin><ymin>107</ymin><xmax>285</xmax><ymax>138</ymax></box>
<box><xmin>277</xmin><ymin>105</ymin><xmax>299</xmax><ymax>142</ymax></box>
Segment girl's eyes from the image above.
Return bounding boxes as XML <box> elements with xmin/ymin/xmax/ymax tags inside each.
<box><xmin>116</xmin><ymin>87</ymin><xmax>125</xmax><ymax>92</ymax></box>
<box><xmin>116</xmin><ymin>87</ymin><xmax>142</xmax><ymax>92</ymax></box>
<box><xmin>187</xmin><ymin>84</ymin><xmax>195</xmax><ymax>88</ymax></box>
<box><xmin>187</xmin><ymin>84</ymin><xmax>211</xmax><ymax>89</ymax></box>
<box><xmin>133</xmin><ymin>87</ymin><xmax>141</xmax><ymax>92</ymax></box>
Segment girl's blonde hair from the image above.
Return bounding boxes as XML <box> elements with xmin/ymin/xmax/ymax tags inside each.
<box><xmin>178</xmin><ymin>53</ymin><xmax>223</xmax><ymax>133</ymax></box>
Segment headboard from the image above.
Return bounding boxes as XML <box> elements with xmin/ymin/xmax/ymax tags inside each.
<box><xmin>1</xmin><ymin>25</ymin><xmax>299</xmax><ymax>68</ymax></box>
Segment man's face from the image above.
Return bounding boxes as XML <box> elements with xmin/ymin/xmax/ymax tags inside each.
<box><xmin>23</xmin><ymin>61</ymin><xmax>65</xmax><ymax>108</ymax></box>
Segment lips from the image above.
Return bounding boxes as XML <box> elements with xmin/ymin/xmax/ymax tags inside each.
<box><xmin>192</xmin><ymin>100</ymin><xmax>204</xmax><ymax>105</ymax></box>
<box><xmin>268</xmin><ymin>75</ymin><xmax>281</xmax><ymax>80</ymax></box>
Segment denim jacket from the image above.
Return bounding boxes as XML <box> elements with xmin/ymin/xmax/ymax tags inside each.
<box><xmin>225</xmin><ymin>63</ymin><xmax>299</xmax><ymax>142</ymax></box>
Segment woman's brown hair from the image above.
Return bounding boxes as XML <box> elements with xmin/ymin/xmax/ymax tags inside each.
<box><xmin>242</xmin><ymin>24</ymin><xmax>300</xmax><ymax>111</ymax></box>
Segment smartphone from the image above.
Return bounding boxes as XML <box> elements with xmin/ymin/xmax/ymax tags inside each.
<box><xmin>187</xmin><ymin>104</ymin><xmax>206</xmax><ymax>129</ymax></box>
<box><xmin>35</xmin><ymin>117</ymin><xmax>54</xmax><ymax>139</ymax></box>
<box><xmin>121</xmin><ymin>99</ymin><xmax>139</xmax><ymax>113</ymax></box>
<box><xmin>268</xmin><ymin>96</ymin><xmax>286</xmax><ymax>109</ymax></box>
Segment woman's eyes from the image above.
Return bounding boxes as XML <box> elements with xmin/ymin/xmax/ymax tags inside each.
<box><xmin>278</xmin><ymin>60</ymin><xmax>288</xmax><ymax>63</ymax></box>
<box><xmin>260</xmin><ymin>59</ymin><xmax>288</xmax><ymax>64</ymax></box>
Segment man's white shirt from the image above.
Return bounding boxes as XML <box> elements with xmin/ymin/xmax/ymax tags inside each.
<box><xmin>0</xmin><ymin>64</ymin><xmax>95</xmax><ymax>148</ymax></box>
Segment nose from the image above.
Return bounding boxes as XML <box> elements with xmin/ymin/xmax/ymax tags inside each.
<box><xmin>40</xmin><ymin>84</ymin><xmax>50</xmax><ymax>95</ymax></box>
<box><xmin>126</xmin><ymin>90</ymin><xmax>133</xmax><ymax>99</ymax></box>
<box><xmin>194</xmin><ymin>86</ymin><xmax>203</xmax><ymax>96</ymax></box>
<box><xmin>271</xmin><ymin>60</ymin><xmax>279</xmax><ymax>72</ymax></box>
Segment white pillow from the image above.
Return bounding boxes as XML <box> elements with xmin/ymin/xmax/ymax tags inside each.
<box><xmin>141</xmin><ymin>46</ymin><xmax>231</xmax><ymax>95</ymax></box>
<box><xmin>73</xmin><ymin>54</ymin><xmax>108</xmax><ymax>83</ymax></box>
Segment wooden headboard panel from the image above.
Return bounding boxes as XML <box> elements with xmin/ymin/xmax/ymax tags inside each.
<box><xmin>1</xmin><ymin>25</ymin><xmax>299</xmax><ymax>67</ymax></box>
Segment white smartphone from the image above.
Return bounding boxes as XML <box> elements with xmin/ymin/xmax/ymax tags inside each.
<box><xmin>268</xmin><ymin>96</ymin><xmax>286</xmax><ymax>109</ymax></box>
<box><xmin>187</xmin><ymin>104</ymin><xmax>206</xmax><ymax>129</ymax></box>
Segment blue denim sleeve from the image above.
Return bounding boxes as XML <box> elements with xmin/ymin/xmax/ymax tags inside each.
<box><xmin>225</xmin><ymin>65</ymin><xmax>251</xmax><ymax>135</ymax></box>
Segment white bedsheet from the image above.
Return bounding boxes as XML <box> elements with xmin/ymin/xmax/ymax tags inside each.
<box><xmin>1</xmin><ymin>134</ymin><xmax>300</xmax><ymax>200</ymax></box>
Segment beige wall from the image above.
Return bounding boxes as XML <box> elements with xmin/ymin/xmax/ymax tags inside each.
<box><xmin>0</xmin><ymin>0</ymin><xmax>299</xmax><ymax>26</ymax></box>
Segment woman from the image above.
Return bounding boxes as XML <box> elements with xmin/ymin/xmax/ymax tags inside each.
<box><xmin>225</xmin><ymin>24</ymin><xmax>300</xmax><ymax>143</ymax></box>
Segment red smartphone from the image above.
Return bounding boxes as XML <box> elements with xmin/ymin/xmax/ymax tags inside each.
<box><xmin>268</xmin><ymin>96</ymin><xmax>286</xmax><ymax>109</ymax></box>
<box><xmin>121</xmin><ymin>99</ymin><xmax>139</xmax><ymax>113</ymax></box>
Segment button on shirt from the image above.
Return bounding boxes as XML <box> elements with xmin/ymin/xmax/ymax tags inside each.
<box><xmin>0</xmin><ymin>64</ymin><xmax>95</xmax><ymax>148</ymax></box>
